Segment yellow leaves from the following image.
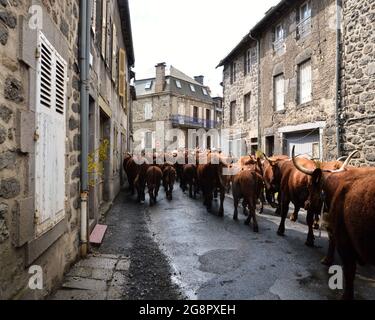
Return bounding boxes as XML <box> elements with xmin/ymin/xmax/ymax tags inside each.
<box><xmin>88</xmin><ymin>139</ymin><xmax>110</xmax><ymax>187</ymax></box>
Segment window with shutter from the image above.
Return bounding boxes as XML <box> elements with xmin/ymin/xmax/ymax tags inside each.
<box><xmin>118</xmin><ymin>48</ymin><xmax>126</xmax><ymax>97</ymax></box>
<box><xmin>145</xmin><ymin>103</ymin><xmax>153</xmax><ymax>120</ymax></box>
<box><xmin>106</xmin><ymin>15</ymin><xmax>112</xmax><ymax>68</ymax></box>
<box><xmin>298</xmin><ymin>59</ymin><xmax>312</xmax><ymax>104</ymax></box>
<box><xmin>35</xmin><ymin>32</ymin><xmax>67</xmax><ymax>237</ymax></box>
<box><xmin>112</xmin><ymin>23</ymin><xmax>117</xmax><ymax>83</ymax></box>
<box><xmin>274</xmin><ymin>74</ymin><xmax>285</xmax><ymax>111</ymax></box>
<box><xmin>101</xmin><ymin>0</ymin><xmax>107</xmax><ymax>58</ymax></box>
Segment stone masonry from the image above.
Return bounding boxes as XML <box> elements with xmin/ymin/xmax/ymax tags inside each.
<box><xmin>340</xmin><ymin>0</ymin><xmax>375</xmax><ymax>166</ymax></box>
<box><xmin>0</xmin><ymin>0</ymin><xmax>81</xmax><ymax>299</ymax></box>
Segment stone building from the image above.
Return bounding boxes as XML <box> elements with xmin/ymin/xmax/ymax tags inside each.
<box><xmin>340</xmin><ymin>0</ymin><xmax>375</xmax><ymax>166</ymax></box>
<box><xmin>219</xmin><ymin>0</ymin><xmax>339</xmax><ymax>159</ymax></box>
<box><xmin>133</xmin><ymin>64</ymin><xmax>217</xmax><ymax>151</ymax></box>
<box><xmin>0</xmin><ymin>0</ymin><xmax>134</xmax><ymax>300</ymax></box>
<box><xmin>219</xmin><ymin>0</ymin><xmax>374</xmax><ymax>163</ymax></box>
<box><xmin>212</xmin><ymin>96</ymin><xmax>224</xmax><ymax>130</ymax></box>
<box><xmin>217</xmin><ymin>34</ymin><xmax>260</xmax><ymax>157</ymax></box>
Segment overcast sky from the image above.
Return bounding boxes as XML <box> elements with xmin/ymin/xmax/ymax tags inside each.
<box><xmin>129</xmin><ymin>0</ymin><xmax>280</xmax><ymax>97</ymax></box>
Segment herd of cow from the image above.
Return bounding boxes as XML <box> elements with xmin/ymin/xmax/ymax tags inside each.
<box><xmin>123</xmin><ymin>149</ymin><xmax>375</xmax><ymax>300</ymax></box>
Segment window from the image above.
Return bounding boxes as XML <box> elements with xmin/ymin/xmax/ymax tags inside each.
<box><xmin>101</xmin><ymin>0</ymin><xmax>107</xmax><ymax>58</ymax></box>
<box><xmin>298</xmin><ymin>59</ymin><xmax>312</xmax><ymax>104</ymax></box>
<box><xmin>297</xmin><ymin>1</ymin><xmax>312</xmax><ymax>39</ymax></box>
<box><xmin>91</xmin><ymin>0</ymin><xmax>97</xmax><ymax>34</ymax></box>
<box><xmin>111</xmin><ymin>23</ymin><xmax>117</xmax><ymax>83</ymax></box>
<box><xmin>190</xmin><ymin>84</ymin><xmax>196</xmax><ymax>92</ymax></box>
<box><xmin>244</xmin><ymin>93</ymin><xmax>251</xmax><ymax>121</ymax></box>
<box><xmin>230</xmin><ymin>101</ymin><xmax>236</xmax><ymax>126</ymax></box>
<box><xmin>176</xmin><ymin>80</ymin><xmax>182</xmax><ymax>88</ymax></box>
<box><xmin>35</xmin><ymin>32</ymin><xmax>68</xmax><ymax>235</ymax></box>
<box><xmin>118</xmin><ymin>48</ymin><xmax>126</xmax><ymax>97</ymax></box>
<box><xmin>230</xmin><ymin>62</ymin><xmax>236</xmax><ymax>84</ymax></box>
<box><xmin>145</xmin><ymin>132</ymin><xmax>153</xmax><ymax>150</ymax></box>
<box><xmin>245</xmin><ymin>49</ymin><xmax>251</xmax><ymax>75</ymax></box>
<box><xmin>273</xmin><ymin>24</ymin><xmax>284</xmax><ymax>53</ymax></box>
<box><xmin>145</xmin><ymin>81</ymin><xmax>152</xmax><ymax>90</ymax></box>
<box><xmin>202</xmin><ymin>88</ymin><xmax>208</xmax><ymax>95</ymax></box>
<box><xmin>312</xmin><ymin>142</ymin><xmax>320</xmax><ymax>159</ymax></box>
<box><xmin>274</xmin><ymin>74</ymin><xmax>285</xmax><ymax>111</ymax></box>
<box><xmin>193</xmin><ymin>106</ymin><xmax>199</xmax><ymax>122</ymax></box>
<box><xmin>144</xmin><ymin>103</ymin><xmax>153</xmax><ymax>120</ymax></box>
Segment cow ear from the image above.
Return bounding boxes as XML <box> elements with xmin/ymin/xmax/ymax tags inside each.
<box><xmin>312</xmin><ymin>169</ymin><xmax>322</xmax><ymax>185</ymax></box>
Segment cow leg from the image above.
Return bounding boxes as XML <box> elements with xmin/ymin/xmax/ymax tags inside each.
<box><xmin>189</xmin><ymin>183</ymin><xmax>193</xmax><ymax>198</ymax></box>
<box><xmin>313</xmin><ymin>212</ymin><xmax>320</xmax><ymax>230</ymax></box>
<box><xmin>259</xmin><ymin>191</ymin><xmax>265</xmax><ymax>214</ymax></box>
<box><xmin>242</xmin><ymin>200</ymin><xmax>248</xmax><ymax>216</ymax></box>
<box><xmin>277</xmin><ymin>197</ymin><xmax>289</xmax><ymax>236</ymax></box>
<box><xmin>290</xmin><ymin>206</ymin><xmax>300</xmax><ymax>222</ymax></box>
<box><xmin>275</xmin><ymin>193</ymin><xmax>282</xmax><ymax>216</ymax></box>
<box><xmin>250</xmin><ymin>201</ymin><xmax>259</xmax><ymax>233</ymax></box>
<box><xmin>218</xmin><ymin>188</ymin><xmax>225</xmax><ymax>217</ymax></box>
<box><xmin>233</xmin><ymin>196</ymin><xmax>239</xmax><ymax>221</ymax></box>
<box><xmin>305</xmin><ymin>211</ymin><xmax>316</xmax><ymax>247</ymax></box>
<box><xmin>321</xmin><ymin>236</ymin><xmax>336</xmax><ymax>266</ymax></box>
<box><xmin>338</xmin><ymin>248</ymin><xmax>356</xmax><ymax>300</ymax></box>
<box><xmin>149</xmin><ymin>188</ymin><xmax>154</xmax><ymax>207</ymax></box>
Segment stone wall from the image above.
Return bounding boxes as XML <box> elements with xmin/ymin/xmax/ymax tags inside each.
<box><xmin>0</xmin><ymin>0</ymin><xmax>81</xmax><ymax>299</ymax></box>
<box><xmin>222</xmin><ymin>43</ymin><xmax>259</xmax><ymax>149</ymax></box>
<box><xmin>259</xmin><ymin>0</ymin><xmax>338</xmax><ymax>158</ymax></box>
<box><xmin>340</xmin><ymin>0</ymin><xmax>375</xmax><ymax>166</ymax></box>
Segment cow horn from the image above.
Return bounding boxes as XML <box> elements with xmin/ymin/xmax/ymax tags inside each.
<box><xmin>337</xmin><ymin>150</ymin><xmax>360</xmax><ymax>171</ymax></box>
<box><xmin>292</xmin><ymin>146</ymin><xmax>315</xmax><ymax>176</ymax></box>
<box><xmin>262</xmin><ymin>153</ymin><xmax>275</xmax><ymax>166</ymax></box>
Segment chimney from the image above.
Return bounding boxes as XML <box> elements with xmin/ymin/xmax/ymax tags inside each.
<box><xmin>194</xmin><ymin>75</ymin><xmax>204</xmax><ymax>85</ymax></box>
<box><xmin>155</xmin><ymin>62</ymin><xmax>166</xmax><ymax>93</ymax></box>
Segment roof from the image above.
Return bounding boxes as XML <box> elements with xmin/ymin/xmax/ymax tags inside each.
<box><xmin>217</xmin><ymin>0</ymin><xmax>292</xmax><ymax>68</ymax></box>
<box><xmin>118</xmin><ymin>0</ymin><xmax>135</xmax><ymax>67</ymax></box>
<box><xmin>134</xmin><ymin>66</ymin><xmax>213</xmax><ymax>103</ymax></box>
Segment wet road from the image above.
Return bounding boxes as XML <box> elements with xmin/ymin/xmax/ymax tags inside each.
<box><xmin>104</xmin><ymin>187</ymin><xmax>375</xmax><ymax>300</ymax></box>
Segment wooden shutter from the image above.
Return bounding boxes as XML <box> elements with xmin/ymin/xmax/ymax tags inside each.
<box><xmin>101</xmin><ymin>0</ymin><xmax>107</xmax><ymax>58</ymax></box>
<box><xmin>119</xmin><ymin>48</ymin><xmax>126</xmax><ymax>97</ymax></box>
<box><xmin>35</xmin><ymin>32</ymin><xmax>67</xmax><ymax>236</ymax></box>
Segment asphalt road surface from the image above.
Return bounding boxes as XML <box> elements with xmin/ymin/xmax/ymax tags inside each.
<box><xmin>100</xmin><ymin>187</ymin><xmax>375</xmax><ymax>300</ymax></box>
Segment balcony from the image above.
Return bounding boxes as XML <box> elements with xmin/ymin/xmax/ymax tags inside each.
<box><xmin>171</xmin><ymin>115</ymin><xmax>218</xmax><ymax>129</ymax></box>
<box><xmin>297</xmin><ymin>17</ymin><xmax>312</xmax><ymax>40</ymax></box>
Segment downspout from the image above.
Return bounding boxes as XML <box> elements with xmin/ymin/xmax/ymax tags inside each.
<box><xmin>335</xmin><ymin>0</ymin><xmax>342</xmax><ymax>158</ymax></box>
<box><xmin>249</xmin><ymin>32</ymin><xmax>262</xmax><ymax>150</ymax></box>
<box><xmin>79</xmin><ymin>0</ymin><xmax>91</xmax><ymax>257</ymax></box>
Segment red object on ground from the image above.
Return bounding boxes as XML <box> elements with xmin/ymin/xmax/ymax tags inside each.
<box><xmin>90</xmin><ymin>224</ymin><xmax>108</xmax><ymax>246</ymax></box>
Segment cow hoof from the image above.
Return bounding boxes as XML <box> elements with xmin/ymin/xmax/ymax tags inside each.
<box><xmin>244</xmin><ymin>220</ymin><xmax>250</xmax><ymax>226</ymax></box>
<box><xmin>313</xmin><ymin>223</ymin><xmax>320</xmax><ymax>230</ymax></box>
<box><xmin>277</xmin><ymin>230</ymin><xmax>285</xmax><ymax>237</ymax></box>
<box><xmin>321</xmin><ymin>257</ymin><xmax>334</xmax><ymax>266</ymax></box>
<box><xmin>253</xmin><ymin>226</ymin><xmax>259</xmax><ymax>233</ymax></box>
<box><xmin>305</xmin><ymin>240</ymin><xmax>315</xmax><ymax>247</ymax></box>
<box><xmin>233</xmin><ymin>216</ymin><xmax>238</xmax><ymax>221</ymax></box>
<box><xmin>290</xmin><ymin>215</ymin><xmax>298</xmax><ymax>222</ymax></box>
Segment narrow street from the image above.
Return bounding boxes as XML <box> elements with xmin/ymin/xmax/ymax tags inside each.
<box><xmin>53</xmin><ymin>187</ymin><xmax>375</xmax><ymax>300</ymax></box>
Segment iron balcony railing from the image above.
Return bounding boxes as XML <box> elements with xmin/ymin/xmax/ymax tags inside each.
<box><xmin>297</xmin><ymin>17</ymin><xmax>312</xmax><ymax>39</ymax></box>
<box><xmin>171</xmin><ymin>115</ymin><xmax>218</xmax><ymax>129</ymax></box>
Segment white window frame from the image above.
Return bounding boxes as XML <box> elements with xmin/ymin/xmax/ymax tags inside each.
<box><xmin>274</xmin><ymin>74</ymin><xmax>285</xmax><ymax>111</ymax></box>
<box><xmin>176</xmin><ymin>80</ymin><xmax>182</xmax><ymax>89</ymax></box>
<box><xmin>298</xmin><ymin>59</ymin><xmax>312</xmax><ymax>105</ymax></box>
<box><xmin>297</xmin><ymin>1</ymin><xmax>312</xmax><ymax>39</ymax></box>
<box><xmin>145</xmin><ymin>81</ymin><xmax>152</xmax><ymax>90</ymax></box>
<box><xmin>202</xmin><ymin>87</ymin><xmax>208</xmax><ymax>95</ymax></box>
<box><xmin>35</xmin><ymin>31</ymin><xmax>68</xmax><ymax>237</ymax></box>
<box><xmin>190</xmin><ymin>84</ymin><xmax>196</xmax><ymax>92</ymax></box>
<box><xmin>244</xmin><ymin>92</ymin><xmax>251</xmax><ymax>121</ymax></box>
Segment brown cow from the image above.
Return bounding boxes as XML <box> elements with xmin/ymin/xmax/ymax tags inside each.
<box><xmin>146</xmin><ymin>165</ymin><xmax>163</xmax><ymax>207</ymax></box>
<box><xmin>134</xmin><ymin>159</ymin><xmax>150</xmax><ymax>203</ymax></box>
<box><xmin>163</xmin><ymin>164</ymin><xmax>177</xmax><ymax>201</ymax></box>
<box><xmin>125</xmin><ymin>156</ymin><xmax>141</xmax><ymax>195</ymax></box>
<box><xmin>182</xmin><ymin>164</ymin><xmax>198</xmax><ymax>199</ymax></box>
<box><xmin>232</xmin><ymin>168</ymin><xmax>264</xmax><ymax>233</ymax></box>
<box><xmin>197</xmin><ymin>152</ymin><xmax>227</xmax><ymax>216</ymax></box>
<box><xmin>292</xmin><ymin>149</ymin><xmax>375</xmax><ymax>300</ymax></box>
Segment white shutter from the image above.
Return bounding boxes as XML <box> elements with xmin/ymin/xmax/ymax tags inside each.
<box><xmin>35</xmin><ymin>32</ymin><xmax>67</xmax><ymax>236</ymax></box>
<box><xmin>144</xmin><ymin>103</ymin><xmax>152</xmax><ymax>120</ymax></box>
<box><xmin>91</xmin><ymin>0</ymin><xmax>97</xmax><ymax>33</ymax></box>
<box><xmin>299</xmin><ymin>59</ymin><xmax>312</xmax><ymax>104</ymax></box>
<box><xmin>275</xmin><ymin>74</ymin><xmax>285</xmax><ymax>111</ymax></box>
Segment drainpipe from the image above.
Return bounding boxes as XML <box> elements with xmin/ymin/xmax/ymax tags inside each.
<box><xmin>249</xmin><ymin>32</ymin><xmax>262</xmax><ymax>150</ymax></box>
<box><xmin>79</xmin><ymin>0</ymin><xmax>91</xmax><ymax>257</ymax></box>
<box><xmin>335</xmin><ymin>0</ymin><xmax>342</xmax><ymax>158</ymax></box>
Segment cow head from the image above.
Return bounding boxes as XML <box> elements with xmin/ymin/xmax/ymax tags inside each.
<box><xmin>292</xmin><ymin>147</ymin><xmax>359</xmax><ymax>211</ymax></box>
<box><xmin>262</xmin><ymin>153</ymin><xmax>284</xmax><ymax>193</ymax></box>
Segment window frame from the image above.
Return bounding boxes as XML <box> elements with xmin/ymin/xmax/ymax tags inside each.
<box><xmin>244</xmin><ymin>93</ymin><xmax>251</xmax><ymax>122</ymax></box>
<box><xmin>230</xmin><ymin>100</ymin><xmax>237</xmax><ymax>126</ymax></box>
<box><xmin>274</xmin><ymin>73</ymin><xmax>285</xmax><ymax>111</ymax></box>
<box><xmin>297</xmin><ymin>59</ymin><xmax>312</xmax><ymax>105</ymax></box>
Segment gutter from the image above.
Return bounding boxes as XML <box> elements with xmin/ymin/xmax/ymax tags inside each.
<box><xmin>79</xmin><ymin>0</ymin><xmax>91</xmax><ymax>257</ymax></box>
<box><xmin>249</xmin><ymin>32</ymin><xmax>262</xmax><ymax>150</ymax></box>
<box><xmin>335</xmin><ymin>0</ymin><xmax>342</xmax><ymax>158</ymax></box>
